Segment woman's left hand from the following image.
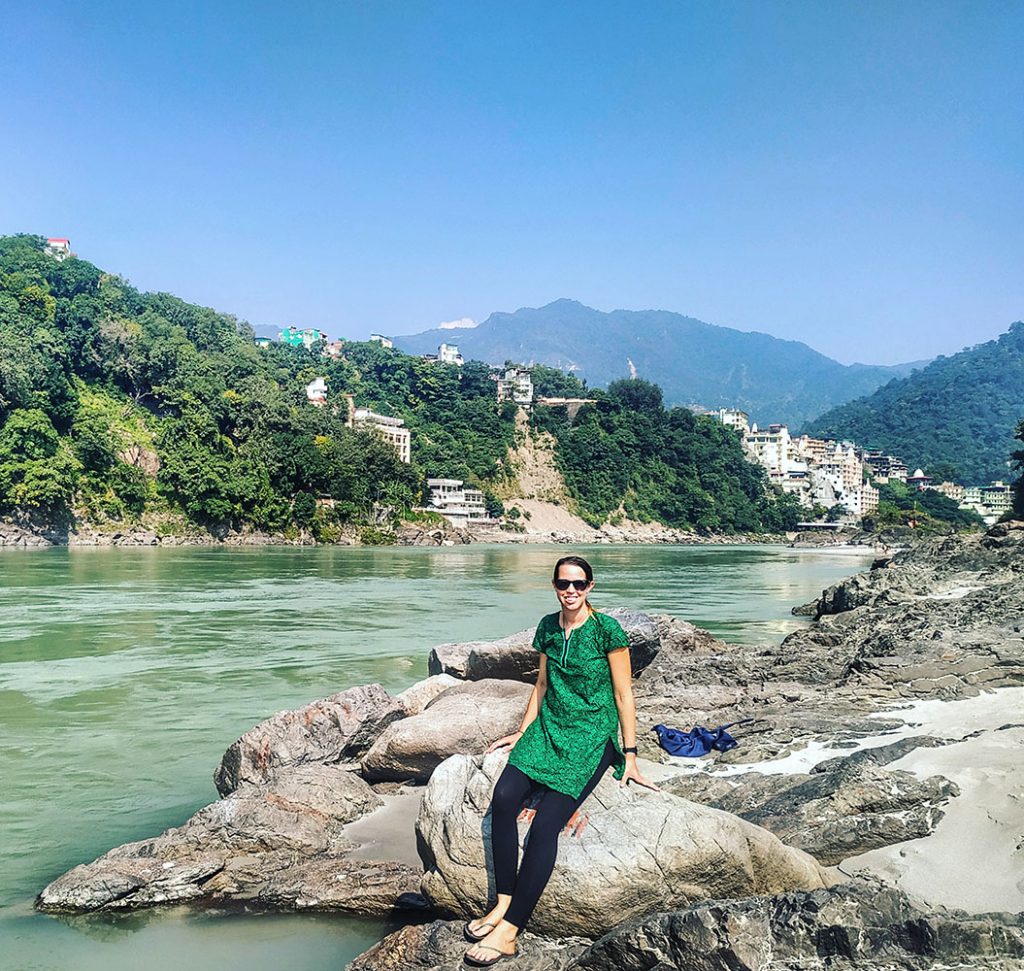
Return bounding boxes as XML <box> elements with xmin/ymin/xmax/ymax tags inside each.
<box><xmin>619</xmin><ymin>759</ymin><xmax>660</xmax><ymax>791</ymax></box>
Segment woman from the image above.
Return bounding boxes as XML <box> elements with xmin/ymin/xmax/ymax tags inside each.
<box><xmin>463</xmin><ymin>555</ymin><xmax>658</xmax><ymax>967</ymax></box>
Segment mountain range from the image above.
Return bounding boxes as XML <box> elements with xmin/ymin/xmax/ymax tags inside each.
<box><xmin>395</xmin><ymin>300</ymin><xmax>923</xmax><ymax>427</ymax></box>
<box><xmin>805</xmin><ymin>321</ymin><xmax>1024</xmax><ymax>484</ymax></box>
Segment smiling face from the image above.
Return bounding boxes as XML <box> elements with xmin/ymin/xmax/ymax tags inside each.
<box><xmin>553</xmin><ymin>562</ymin><xmax>594</xmax><ymax>612</ymax></box>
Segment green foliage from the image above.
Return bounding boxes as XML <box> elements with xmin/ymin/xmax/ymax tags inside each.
<box><xmin>863</xmin><ymin>480</ymin><xmax>985</xmax><ymax>533</ymax></box>
<box><xmin>1011</xmin><ymin>420</ymin><xmax>1024</xmax><ymax>518</ymax></box>
<box><xmin>533</xmin><ymin>378</ymin><xmax>784</xmax><ymax>533</ymax></box>
<box><xmin>806</xmin><ymin>323</ymin><xmax>1024</xmax><ymax>483</ymax></box>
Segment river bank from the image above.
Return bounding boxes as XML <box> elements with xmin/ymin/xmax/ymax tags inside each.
<box><xmin>31</xmin><ymin>523</ymin><xmax>1024</xmax><ymax>969</ymax></box>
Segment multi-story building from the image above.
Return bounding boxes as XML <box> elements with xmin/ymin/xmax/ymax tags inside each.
<box><xmin>936</xmin><ymin>481</ymin><xmax>966</xmax><ymax>503</ymax></box>
<box><xmin>496</xmin><ymin>367</ymin><xmax>534</xmax><ymax>407</ymax></box>
<box><xmin>369</xmin><ymin>334</ymin><xmax>394</xmax><ymax>348</ymax></box>
<box><xmin>323</xmin><ymin>339</ymin><xmax>345</xmax><ymax>359</ymax></box>
<box><xmin>715</xmin><ymin>408</ymin><xmax>750</xmax><ymax>436</ymax></box>
<box><xmin>426</xmin><ymin>478</ymin><xmax>491</xmax><ymax>526</ymax></box>
<box><xmin>353</xmin><ymin>408</ymin><xmax>411</xmax><ymax>463</ymax></box>
<box><xmin>45</xmin><ymin>237</ymin><xmax>72</xmax><ymax>260</ymax></box>
<box><xmin>745</xmin><ymin>423</ymin><xmax>793</xmax><ymax>474</ymax></box>
<box><xmin>438</xmin><ymin>343</ymin><xmax>464</xmax><ymax>366</ymax></box>
<box><xmin>280</xmin><ymin>326</ymin><xmax>325</xmax><ymax>349</ymax></box>
<box><xmin>906</xmin><ymin>468</ymin><xmax>933</xmax><ymax>491</ymax></box>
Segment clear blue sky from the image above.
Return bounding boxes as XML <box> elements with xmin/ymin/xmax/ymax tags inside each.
<box><xmin>3</xmin><ymin>0</ymin><xmax>1021</xmax><ymax>364</ymax></box>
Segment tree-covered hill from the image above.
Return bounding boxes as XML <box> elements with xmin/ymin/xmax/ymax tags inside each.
<box><xmin>0</xmin><ymin>233</ymin><xmax>800</xmax><ymax>539</ymax></box>
<box><xmin>395</xmin><ymin>299</ymin><xmax>922</xmax><ymax>427</ymax></box>
<box><xmin>804</xmin><ymin>323</ymin><xmax>1024</xmax><ymax>484</ymax></box>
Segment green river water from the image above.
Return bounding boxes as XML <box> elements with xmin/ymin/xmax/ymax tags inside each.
<box><xmin>0</xmin><ymin>543</ymin><xmax>874</xmax><ymax>971</ymax></box>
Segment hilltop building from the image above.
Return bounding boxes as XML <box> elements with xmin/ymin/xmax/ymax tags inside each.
<box><xmin>323</xmin><ymin>339</ymin><xmax>345</xmax><ymax>359</ymax></box>
<box><xmin>715</xmin><ymin>408</ymin><xmax>750</xmax><ymax>435</ymax></box>
<box><xmin>496</xmin><ymin>367</ymin><xmax>534</xmax><ymax>407</ymax></box>
<box><xmin>438</xmin><ymin>343</ymin><xmax>464</xmax><ymax>366</ymax></box>
<box><xmin>426</xmin><ymin>478</ymin><xmax>491</xmax><ymax>526</ymax></box>
<box><xmin>281</xmin><ymin>327</ymin><xmax>324</xmax><ymax>349</ymax></box>
<box><xmin>45</xmin><ymin>237</ymin><xmax>72</xmax><ymax>260</ymax></box>
<box><xmin>906</xmin><ymin>469</ymin><xmax>933</xmax><ymax>490</ymax></box>
<box><xmin>254</xmin><ymin>336</ymin><xmax>273</xmax><ymax>349</ymax></box>
<box><xmin>369</xmin><ymin>334</ymin><xmax>394</xmax><ymax>349</ymax></box>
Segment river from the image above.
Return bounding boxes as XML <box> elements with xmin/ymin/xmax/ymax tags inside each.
<box><xmin>0</xmin><ymin>543</ymin><xmax>874</xmax><ymax>970</ymax></box>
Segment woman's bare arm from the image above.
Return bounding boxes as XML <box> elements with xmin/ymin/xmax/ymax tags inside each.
<box><xmin>608</xmin><ymin>647</ymin><xmax>659</xmax><ymax>790</ymax></box>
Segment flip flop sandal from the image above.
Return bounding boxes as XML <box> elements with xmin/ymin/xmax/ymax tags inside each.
<box><xmin>464</xmin><ymin>943</ymin><xmax>517</xmax><ymax>967</ymax></box>
<box><xmin>463</xmin><ymin>920</ymin><xmax>497</xmax><ymax>943</ymax></box>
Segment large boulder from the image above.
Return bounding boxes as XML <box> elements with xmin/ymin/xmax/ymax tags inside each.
<box><xmin>35</xmin><ymin>765</ymin><xmax>419</xmax><ymax>915</ymax></box>
<box><xmin>214</xmin><ymin>683</ymin><xmax>406</xmax><ymax>796</ymax></box>
<box><xmin>662</xmin><ymin>738</ymin><xmax>958</xmax><ymax>865</ymax></box>
<box><xmin>396</xmin><ymin>674</ymin><xmax>461</xmax><ymax>716</ymax></box>
<box><xmin>361</xmin><ymin>680</ymin><xmax>532</xmax><ymax>783</ymax></box>
<box><xmin>427</xmin><ymin>608</ymin><xmax>661</xmax><ymax>683</ymax></box>
<box><xmin>573</xmin><ymin>879</ymin><xmax>1024</xmax><ymax>970</ymax></box>
<box><xmin>416</xmin><ymin>753</ymin><xmax>831</xmax><ymax>938</ymax></box>
<box><xmin>346</xmin><ymin>881</ymin><xmax>1024</xmax><ymax>970</ymax></box>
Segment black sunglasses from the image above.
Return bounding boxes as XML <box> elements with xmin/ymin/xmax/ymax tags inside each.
<box><xmin>554</xmin><ymin>578</ymin><xmax>590</xmax><ymax>591</ymax></box>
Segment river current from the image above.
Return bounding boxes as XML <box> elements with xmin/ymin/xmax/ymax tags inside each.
<box><xmin>0</xmin><ymin>543</ymin><xmax>873</xmax><ymax>970</ymax></box>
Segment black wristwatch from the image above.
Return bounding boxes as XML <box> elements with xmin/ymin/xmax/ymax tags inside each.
<box><xmin>623</xmin><ymin>746</ymin><xmax>638</xmax><ymax>755</ymax></box>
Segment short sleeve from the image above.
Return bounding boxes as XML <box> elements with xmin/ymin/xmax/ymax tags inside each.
<box><xmin>532</xmin><ymin>615</ymin><xmax>548</xmax><ymax>651</ymax></box>
<box><xmin>599</xmin><ymin>614</ymin><xmax>631</xmax><ymax>653</ymax></box>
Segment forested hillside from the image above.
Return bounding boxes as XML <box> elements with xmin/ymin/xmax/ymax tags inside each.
<box><xmin>0</xmin><ymin>234</ymin><xmax>798</xmax><ymax>539</ymax></box>
<box><xmin>805</xmin><ymin>323</ymin><xmax>1024</xmax><ymax>484</ymax></box>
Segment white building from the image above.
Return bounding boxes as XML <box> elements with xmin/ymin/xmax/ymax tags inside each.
<box><xmin>305</xmin><ymin>377</ymin><xmax>328</xmax><ymax>407</ymax></box>
<box><xmin>715</xmin><ymin>408</ymin><xmax>750</xmax><ymax>435</ymax></box>
<box><xmin>353</xmin><ymin>407</ymin><xmax>411</xmax><ymax>463</ymax></box>
<box><xmin>438</xmin><ymin>343</ymin><xmax>464</xmax><ymax>366</ymax></box>
<box><xmin>745</xmin><ymin>423</ymin><xmax>793</xmax><ymax>474</ymax></box>
<box><xmin>45</xmin><ymin>237</ymin><xmax>72</xmax><ymax>260</ymax></box>
<box><xmin>496</xmin><ymin>367</ymin><xmax>534</xmax><ymax>407</ymax></box>
<box><xmin>426</xmin><ymin>478</ymin><xmax>492</xmax><ymax>526</ymax></box>
<box><xmin>369</xmin><ymin>334</ymin><xmax>394</xmax><ymax>349</ymax></box>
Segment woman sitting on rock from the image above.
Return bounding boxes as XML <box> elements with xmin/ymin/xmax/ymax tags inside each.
<box><xmin>463</xmin><ymin>554</ymin><xmax>659</xmax><ymax>967</ymax></box>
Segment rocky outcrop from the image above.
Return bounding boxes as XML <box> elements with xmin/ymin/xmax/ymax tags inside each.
<box><xmin>396</xmin><ymin>674</ymin><xmax>461</xmax><ymax>715</ymax></box>
<box><xmin>348</xmin><ymin>879</ymin><xmax>1024</xmax><ymax>970</ymax></box>
<box><xmin>214</xmin><ymin>683</ymin><xmax>406</xmax><ymax>796</ymax></box>
<box><xmin>348</xmin><ymin>920</ymin><xmax>590</xmax><ymax>971</ymax></box>
<box><xmin>572</xmin><ymin>879</ymin><xmax>1024</xmax><ymax>971</ymax></box>
<box><xmin>662</xmin><ymin>737</ymin><xmax>957</xmax><ymax>864</ymax></box>
<box><xmin>427</xmin><ymin>607</ymin><xmax>661</xmax><ymax>682</ymax></box>
<box><xmin>416</xmin><ymin>753</ymin><xmax>831</xmax><ymax>938</ymax></box>
<box><xmin>36</xmin><ymin>765</ymin><xmax>421</xmax><ymax>915</ymax></box>
<box><xmin>361</xmin><ymin>680</ymin><xmax>532</xmax><ymax>783</ymax></box>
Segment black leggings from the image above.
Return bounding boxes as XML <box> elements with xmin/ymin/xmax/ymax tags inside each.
<box><xmin>490</xmin><ymin>740</ymin><xmax>617</xmax><ymax>929</ymax></box>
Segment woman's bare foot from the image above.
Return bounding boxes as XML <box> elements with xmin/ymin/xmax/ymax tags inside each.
<box><xmin>465</xmin><ymin>899</ymin><xmax>510</xmax><ymax>939</ymax></box>
<box><xmin>465</xmin><ymin>919</ymin><xmax>519</xmax><ymax>963</ymax></box>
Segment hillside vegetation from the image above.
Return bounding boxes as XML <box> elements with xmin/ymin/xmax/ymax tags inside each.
<box><xmin>805</xmin><ymin>322</ymin><xmax>1024</xmax><ymax>484</ymax></box>
<box><xmin>0</xmin><ymin>234</ymin><xmax>808</xmax><ymax>539</ymax></box>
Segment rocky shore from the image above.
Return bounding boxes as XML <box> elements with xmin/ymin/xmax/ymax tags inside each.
<box><xmin>36</xmin><ymin>522</ymin><xmax>1024</xmax><ymax>969</ymax></box>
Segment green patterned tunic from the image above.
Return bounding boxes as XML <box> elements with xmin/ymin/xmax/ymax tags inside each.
<box><xmin>507</xmin><ymin>611</ymin><xmax>629</xmax><ymax>798</ymax></box>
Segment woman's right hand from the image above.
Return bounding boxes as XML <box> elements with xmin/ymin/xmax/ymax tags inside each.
<box><xmin>486</xmin><ymin>730</ymin><xmax>523</xmax><ymax>754</ymax></box>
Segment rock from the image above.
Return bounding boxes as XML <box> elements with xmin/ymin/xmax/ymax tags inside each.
<box><xmin>572</xmin><ymin>878</ymin><xmax>1024</xmax><ymax>970</ymax></box>
<box><xmin>662</xmin><ymin>739</ymin><xmax>959</xmax><ymax>865</ymax></box>
<box><xmin>347</xmin><ymin>919</ymin><xmax>589</xmax><ymax>970</ymax></box>
<box><xmin>361</xmin><ymin>680</ymin><xmax>532</xmax><ymax>783</ymax></box>
<box><xmin>214</xmin><ymin>683</ymin><xmax>406</xmax><ymax>796</ymax></box>
<box><xmin>427</xmin><ymin>608</ymin><xmax>661</xmax><ymax>683</ymax></box>
<box><xmin>36</xmin><ymin>765</ymin><xmax>406</xmax><ymax>913</ymax></box>
<box><xmin>416</xmin><ymin>753</ymin><xmax>831</xmax><ymax>937</ymax></box>
<box><xmin>396</xmin><ymin>674</ymin><xmax>461</xmax><ymax>716</ymax></box>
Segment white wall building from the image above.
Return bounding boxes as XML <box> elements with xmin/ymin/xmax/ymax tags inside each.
<box><xmin>369</xmin><ymin>334</ymin><xmax>394</xmax><ymax>349</ymax></box>
<box><xmin>45</xmin><ymin>237</ymin><xmax>72</xmax><ymax>260</ymax></box>
<box><xmin>438</xmin><ymin>343</ymin><xmax>464</xmax><ymax>366</ymax></box>
<box><xmin>353</xmin><ymin>407</ymin><xmax>411</xmax><ymax>463</ymax></box>
<box><xmin>496</xmin><ymin>367</ymin><xmax>534</xmax><ymax>407</ymax></box>
<box><xmin>427</xmin><ymin>478</ymin><xmax>491</xmax><ymax>526</ymax></box>
<box><xmin>305</xmin><ymin>377</ymin><xmax>328</xmax><ymax>407</ymax></box>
